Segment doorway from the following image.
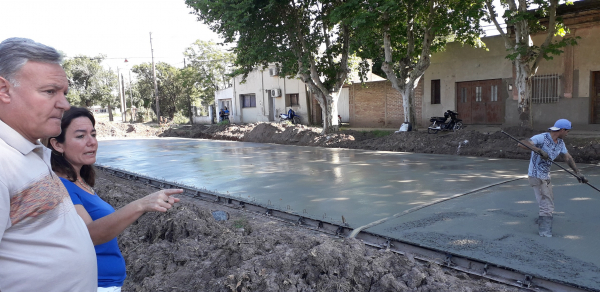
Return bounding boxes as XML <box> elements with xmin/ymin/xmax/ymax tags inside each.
<box><xmin>268</xmin><ymin>91</ymin><xmax>275</xmax><ymax>121</ymax></box>
<box><xmin>456</xmin><ymin>79</ymin><xmax>504</xmax><ymax>124</ymax></box>
<box><xmin>591</xmin><ymin>71</ymin><xmax>600</xmax><ymax>124</ymax></box>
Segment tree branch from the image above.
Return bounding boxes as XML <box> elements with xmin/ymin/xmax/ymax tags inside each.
<box><xmin>532</xmin><ymin>0</ymin><xmax>559</xmax><ymax>71</ymax></box>
<box><xmin>485</xmin><ymin>0</ymin><xmax>514</xmax><ymax>49</ymax></box>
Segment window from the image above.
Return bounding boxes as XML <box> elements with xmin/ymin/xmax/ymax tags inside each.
<box><xmin>461</xmin><ymin>87</ymin><xmax>467</xmax><ymax>103</ymax></box>
<box><xmin>241</xmin><ymin>94</ymin><xmax>256</xmax><ymax>108</ymax></box>
<box><xmin>431</xmin><ymin>80</ymin><xmax>440</xmax><ymax>104</ymax></box>
<box><xmin>286</xmin><ymin>94</ymin><xmax>299</xmax><ymax>106</ymax></box>
<box><xmin>491</xmin><ymin>85</ymin><xmax>498</xmax><ymax>102</ymax></box>
<box><xmin>532</xmin><ymin>74</ymin><xmax>559</xmax><ymax>103</ymax></box>
<box><xmin>475</xmin><ymin>86</ymin><xmax>482</xmax><ymax>102</ymax></box>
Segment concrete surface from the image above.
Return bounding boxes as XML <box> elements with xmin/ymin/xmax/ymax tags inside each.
<box><xmin>96</xmin><ymin>138</ymin><xmax>600</xmax><ymax>290</ymax></box>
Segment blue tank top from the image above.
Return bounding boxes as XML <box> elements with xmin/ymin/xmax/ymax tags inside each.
<box><xmin>60</xmin><ymin>177</ymin><xmax>127</xmax><ymax>287</ymax></box>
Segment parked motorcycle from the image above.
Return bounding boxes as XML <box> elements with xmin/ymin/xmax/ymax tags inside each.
<box><xmin>427</xmin><ymin>110</ymin><xmax>463</xmax><ymax>134</ymax></box>
<box><xmin>280</xmin><ymin>108</ymin><xmax>301</xmax><ymax>124</ymax></box>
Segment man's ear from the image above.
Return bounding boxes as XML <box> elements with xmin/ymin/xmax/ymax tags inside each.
<box><xmin>0</xmin><ymin>77</ymin><xmax>12</xmax><ymax>104</ymax></box>
<box><xmin>49</xmin><ymin>138</ymin><xmax>64</xmax><ymax>154</ymax></box>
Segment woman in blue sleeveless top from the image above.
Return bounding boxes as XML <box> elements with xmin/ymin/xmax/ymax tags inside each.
<box><xmin>47</xmin><ymin>107</ymin><xmax>183</xmax><ymax>291</ymax></box>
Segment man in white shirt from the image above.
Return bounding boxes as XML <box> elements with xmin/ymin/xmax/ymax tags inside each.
<box><xmin>0</xmin><ymin>37</ymin><xmax>97</xmax><ymax>291</ymax></box>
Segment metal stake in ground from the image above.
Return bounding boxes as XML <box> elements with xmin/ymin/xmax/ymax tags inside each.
<box><xmin>501</xmin><ymin>130</ymin><xmax>600</xmax><ymax>193</ymax></box>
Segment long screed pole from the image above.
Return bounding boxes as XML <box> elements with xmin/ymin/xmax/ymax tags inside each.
<box><xmin>501</xmin><ymin>131</ymin><xmax>600</xmax><ymax>193</ymax></box>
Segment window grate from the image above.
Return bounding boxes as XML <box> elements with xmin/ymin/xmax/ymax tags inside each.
<box><xmin>532</xmin><ymin>74</ymin><xmax>559</xmax><ymax>103</ymax></box>
<box><xmin>475</xmin><ymin>86</ymin><xmax>482</xmax><ymax>102</ymax></box>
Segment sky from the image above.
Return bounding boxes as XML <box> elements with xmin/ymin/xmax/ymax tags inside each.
<box><xmin>0</xmin><ymin>0</ymin><xmax>223</xmax><ymax>71</ymax></box>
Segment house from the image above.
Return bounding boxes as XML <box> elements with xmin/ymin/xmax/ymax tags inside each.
<box><xmin>348</xmin><ymin>0</ymin><xmax>600</xmax><ymax>129</ymax></box>
<box><xmin>421</xmin><ymin>0</ymin><xmax>600</xmax><ymax>128</ymax></box>
<box><xmin>214</xmin><ymin>67</ymin><xmax>311</xmax><ymax>124</ymax></box>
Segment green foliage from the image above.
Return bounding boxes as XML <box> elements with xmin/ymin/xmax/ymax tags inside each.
<box><xmin>135</xmin><ymin>107</ymin><xmax>156</xmax><ymax>123</ymax></box>
<box><xmin>333</xmin><ymin>0</ymin><xmax>486</xmax><ymax>83</ymax></box>
<box><xmin>186</xmin><ymin>0</ymin><xmax>352</xmax><ymax>133</ymax></box>
<box><xmin>184</xmin><ymin>40</ymin><xmax>235</xmax><ymax>107</ymax></box>
<box><xmin>172</xmin><ymin>111</ymin><xmax>190</xmax><ymax>125</ymax></box>
<box><xmin>217</xmin><ymin>120</ymin><xmax>230</xmax><ymax>125</ymax></box>
<box><xmin>232</xmin><ymin>218</ymin><xmax>251</xmax><ymax>232</ymax></box>
<box><xmin>362</xmin><ymin>129</ymin><xmax>394</xmax><ymax>137</ymax></box>
<box><xmin>486</xmin><ymin>0</ymin><xmax>579</xmax><ymax>64</ymax></box>
<box><xmin>131</xmin><ymin>41</ymin><xmax>232</xmax><ymax>121</ymax></box>
<box><xmin>63</xmin><ymin>55</ymin><xmax>119</xmax><ymax>109</ymax></box>
<box><xmin>132</xmin><ymin>62</ymin><xmax>185</xmax><ymax>119</ymax></box>
<box><xmin>186</xmin><ymin>0</ymin><xmax>347</xmax><ymax>89</ymax></box>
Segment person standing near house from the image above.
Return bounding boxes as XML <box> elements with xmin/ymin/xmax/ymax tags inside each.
<box><xmin>518</xmin><ymin>119</ymin><xmax>587</xmax><ymax>237</ymax></box>
<box><xmin>0</xmin><ymin>37</ymin><xmax>97</xmax><ymax>291</ymax></box>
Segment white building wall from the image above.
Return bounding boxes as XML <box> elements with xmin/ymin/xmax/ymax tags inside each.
<box><xmin>215</xmin><ymin>87</ymin><xmax>236</xmax><ymax>123</ymax></box>
<box><xmin>232</xmin><ymin>67</ymin><xmax>309</xmax><ymax>124</ymax></box>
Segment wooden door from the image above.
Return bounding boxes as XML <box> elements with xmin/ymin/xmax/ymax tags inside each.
<box><xmin>592</xmin><ymin>71</ymin><xmax>600</xmax><ymax>124</ymax></box>
<box><xmin>457</xmin><ymin>85</ymin><xmax>473</xmax><ymax>124</ymax></box>
<box><xmin>456</xmin><ymin>79</ymin><xmax>503</xmax><ymax>124</ymax></box>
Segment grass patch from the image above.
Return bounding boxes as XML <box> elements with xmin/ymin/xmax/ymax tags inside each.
<box><xmin>232</xmin><ymin>217</ymin><xmax>252</xmax><ymax>234</ymax></box>
<box><xmin>363</xmin><ymin>129</ymin><xmax>394</xmax><ymax>137</ymax></box>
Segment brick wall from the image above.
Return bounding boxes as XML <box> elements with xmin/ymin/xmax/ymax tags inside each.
<box><xmin>349</xmin><ymin>79</ymin><xmax>423</xmax><ymax>128</ymax></box>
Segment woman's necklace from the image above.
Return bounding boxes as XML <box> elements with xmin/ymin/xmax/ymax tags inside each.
<box><xmin>76</xmin><ymin>178</ymin><xmax>95</xmax><ymax>194</ymax></box>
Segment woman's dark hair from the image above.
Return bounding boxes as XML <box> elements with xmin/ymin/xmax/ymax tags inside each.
<box><xmin>47</xmin><ymin>107</ymin><xmax>96</xmax><ymax>187</ymax></box>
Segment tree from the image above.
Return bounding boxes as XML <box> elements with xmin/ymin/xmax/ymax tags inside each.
<box><xmin>186</xmin><ymin>0</ymin><xmax>351</xmax><ymax>133</ymax></box>
<box><xmin>333</xmin><ymin>0</ymin><xmax>485</xmax><ymax>127</ymax></box>
<box><xmin>132</xmin><ymin>62</ymin><xmax>189</xmax><ymax>120</ymax></box>
<box><xmin>184</xmin><ymin>40</ymin><xmax>235</xmax><ymax>111</ymax></box>
<box><xmin>93</xmin><ymin>67</ymin><xmax>119</xmax><ymax>121</ymax></box>
<box><xmin>63</xmin><ymin>55</ymin><xmax>119</xmax><ymax>121</ymax></box>
<box><xmin>485</xmin><ymin>0</ymin><xmax>578</xmax><ymax>127</ymax></box>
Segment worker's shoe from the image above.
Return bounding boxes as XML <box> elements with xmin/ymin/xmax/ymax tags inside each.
<box><xmin>538</xmin><ymin>216</ymin><xmax>553</xmax><ymax>237</ymax></box>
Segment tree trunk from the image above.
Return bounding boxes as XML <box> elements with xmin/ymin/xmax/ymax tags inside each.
<box><xmin>515</xmin><ymin>60</ymin><xmax>533</xmax><ymax>128</ymax></box>
<box><xmin>189</xmin><ymin>98</ymin><xmax>194</xmax><ymax>125</ymax></box>
<box><xmin>402</xmin><ymin>81</ymin><xmax>417</xmax><ymax>127</ymax></box>
<box><xmin>107</xmin><ymin>102</ymin><xmax>114</xmax><ymax>122</ymax></box>
<box><xmin>313</xmin><ymin>91</ymin><xmax>339</xmax><ymax>134</ymax></box>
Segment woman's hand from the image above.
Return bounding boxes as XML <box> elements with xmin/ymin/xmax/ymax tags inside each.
<box><xmin>135</xmin><ymin>189</ymin><xmax>183</xmax><ymax>213</ymax></box>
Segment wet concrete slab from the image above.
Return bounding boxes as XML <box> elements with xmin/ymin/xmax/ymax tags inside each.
<box><xmin>97</xmin><ymin>138</ymin><xmax>528</xmax><ymax>225</ymax></box>
<box><xmin>368</xmin><ymin>169</ymin><xmax>600</xmax><ymax>289</ymax></box>
<box><xmin>96</xmin><ymin>138</ymin><xmax>600</xmax><ymax>290</ymax></box>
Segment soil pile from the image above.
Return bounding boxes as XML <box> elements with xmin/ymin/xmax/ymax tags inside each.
<box><xmin>155</xmin><ymin>123</ymin><xmax>600</xmax><ymax>163</ymax></box>
<box><xmin>96</xmin><ymin>171</ymin><xmax>526</xmax><ymax>292</ymax></box>
<box><xmin>95</xmin><ymin>121</ymin><xmax>169</xmax><ymax>139</ymax></box>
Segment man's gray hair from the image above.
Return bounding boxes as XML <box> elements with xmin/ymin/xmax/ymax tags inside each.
<box><xmin>0</xmin><ymin>38</ymin><xmax>63</xmax><ymax>86</ymax></box>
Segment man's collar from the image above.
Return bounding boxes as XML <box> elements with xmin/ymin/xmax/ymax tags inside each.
<box><xmin>0</xmin><ymin>118</ymin><xmax>37</xmax><ymax>155</ymax></box>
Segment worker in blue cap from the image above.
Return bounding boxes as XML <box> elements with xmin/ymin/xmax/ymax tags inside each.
<box><xmin>518</xmin><ymin>119</ymin><xmax>587</xmax><ymax>237</ymax></box>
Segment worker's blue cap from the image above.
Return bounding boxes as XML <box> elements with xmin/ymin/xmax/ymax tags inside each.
<box><xmin>548</xmin><ymin>119</ymin><xmax>571</xmax><ymax>131</ymax></box>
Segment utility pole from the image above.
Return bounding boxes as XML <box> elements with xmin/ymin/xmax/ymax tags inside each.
<box><xmin>184</xmin><ymin>58</ymin><xmax>194</xmax><ymax>125</ymax></box>
<box><xmin>117</xmin><ymin>67</ymin><xmax>125</xmax><ymax>122</ymax></box>
<box><xmin>121</xmin><ymin>73</ymin><xmax>126</xmax><ymax>122</ymax></box>
<box><xmin>150</xmin><ymin>32</ymin><xmax>160</xmax><ymax>122</ymax></box>
<box><xmin>128</xmin><ymin>70</ymin><xmax>134</xmax><ymax>122</ymax></box>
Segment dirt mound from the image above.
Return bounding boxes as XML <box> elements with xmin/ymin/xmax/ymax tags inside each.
<box><xmin>95</xmin><ymin>121</ymin><xmax>168</xmax><ymax>139</ymax></box>
<box><xmin>95</xmin><ymin>171</ymin><xmax>526</xmax><ymax>292</ymax></box>
<box><xmin>156</xmin><ymin>122</ymin><xmax>600</xmax><ymax>163</ymax></box>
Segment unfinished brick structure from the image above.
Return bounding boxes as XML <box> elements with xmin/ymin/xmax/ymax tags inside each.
<box><xmin>348</xmin><ymin>79</ymin><xmax>424</xmax><ymax>128</ymax></box>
